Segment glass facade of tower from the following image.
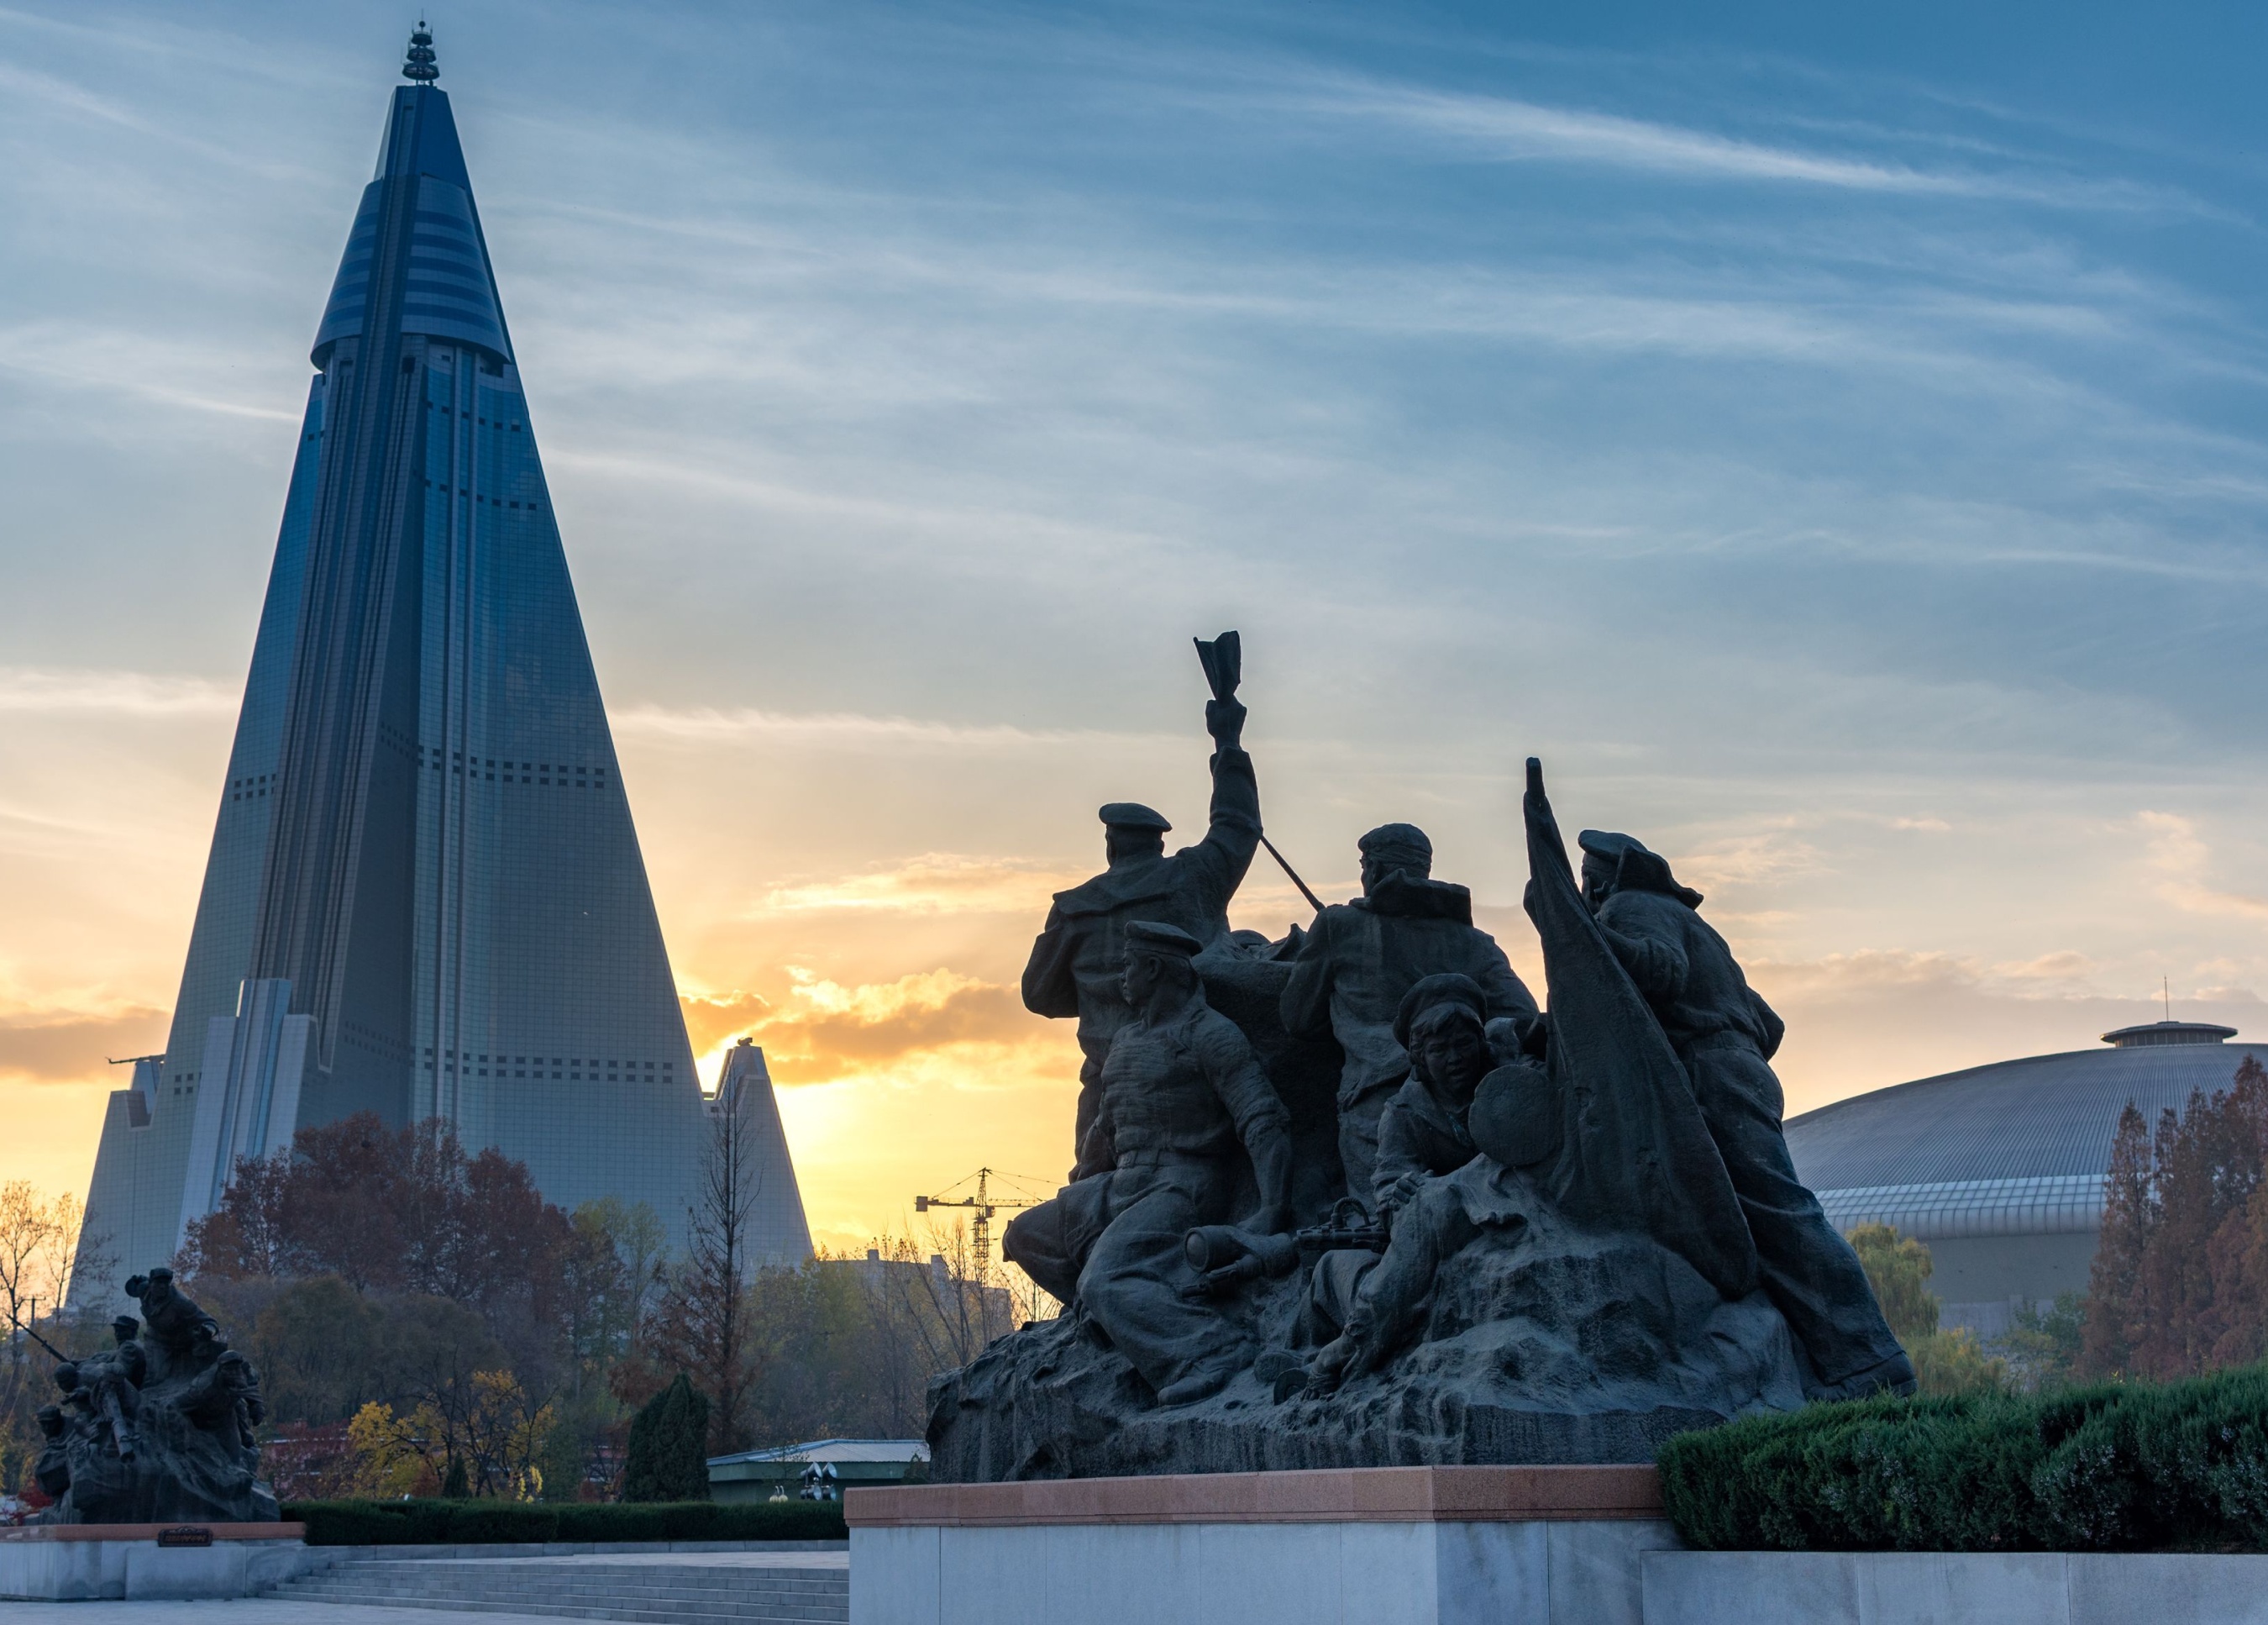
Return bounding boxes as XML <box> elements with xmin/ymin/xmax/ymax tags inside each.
<box><xmin>78</xmin><ymin>78</ymin><xmax>811</xmax><ymax>1278</ymax></box>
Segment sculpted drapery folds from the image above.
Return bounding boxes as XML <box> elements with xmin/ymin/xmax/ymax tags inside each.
<box><xmin>1294</xmin><ymin>762</ymin><xmax>1762</xmax><ymax>1394</ymax></box>
<box><xmin>1577</xmin><ymin>827</ymin><xmax>1913</xmax><ymax>1396</ymax></box>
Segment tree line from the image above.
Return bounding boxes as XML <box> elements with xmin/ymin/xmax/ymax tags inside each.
<box><xmin>2083</xmin><ymin>1053</ymin><xmax>2268</xmax><ymax>1380</ymax></box>
<box><xmin>25</xmin><ymin>1045</ymin><xmax>2266</xmax><ymax>1495</ymax></box>
<box><xmin>2</xmin><ymin>1079</ymin><xmax>1048</xmax><ymax>1505</ymax></box>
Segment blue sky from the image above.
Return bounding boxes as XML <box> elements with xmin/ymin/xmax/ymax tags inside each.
<box><xmin>7</xmin><ymin>1</ymin><xmax>2268</xmax><ymax>1240</ymax></box>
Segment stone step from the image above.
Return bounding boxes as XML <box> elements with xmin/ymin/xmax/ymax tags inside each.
<box><xmin>288</xmin><ymin>1591</ymin><xmax>844</xmax><ymax>1614</ymax></box>
<box><xmin>336</xmin><ymin>1564</ymin><xmax>844</xmax><ymax>1580</ymax></box>
<box><xmin>266</xmin><ymin>1555</ymin><xmax>849</xmax><ymax>1624</ymax></box>
<box><xmin>301</xmin><ymin>1573</ymin><xmax>847</xmax><ymax>1593</ymax></box>
<box><xmin>286</xmin><ymin>1578</ymin><xmax>844</xmax><ymax>1598</ymax></box>
<box><xmin>276</xmin><ymin>1596</ymin><xmax>841</xmax><ymax>1625</ymax></box>
<box><xmin>328</xmin><ymin>1571</ymin><xmax>843</xmax><ymax>1583</ymax></box>
<box><xmin>287</xmin><ymin>1588</ymin><xmax>848</xmax><ymax>1616</ymax></box>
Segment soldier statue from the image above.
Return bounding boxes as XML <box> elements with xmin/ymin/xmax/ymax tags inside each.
<box><xmin>1296</xmin><ymin>975</ymin><xmax>1505</xmax><ymax>1394</ymax></box>
<box><xmin>1004</xmin><ymin>921</ymin><xmax>1294</xmax><ymax>1405</ymax></box>
<box><xmin>33</xmin><ymin>1270</ymin><xmax>276</xmax><ymax>1524</ymax></box>
<box><xmin>1578</xmin><ymin>828</ymin><xmax>1915</xmax><ymax>1399</ymax></box>
<box><xmin>1021</xmin><ymin>638</ymin><xmax>1263</xmax><ymax>1158</ymax></box>
<box><xmin>1281</xmin><ymin>823</ymin><xmax>1536</xmax><ymax>1202</ymax></box>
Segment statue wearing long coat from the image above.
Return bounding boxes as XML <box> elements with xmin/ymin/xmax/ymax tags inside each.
<box><xmin>1022</xmin><ymin>743</ymin><xmax>1262</xmax><ymax>1151</ymax></box>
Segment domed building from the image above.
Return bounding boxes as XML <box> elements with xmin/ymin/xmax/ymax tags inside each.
<box><xmin>1785</xmin><ymin>1021</ymin><xmax>2265</xmax><ymax>1337</ymax></box>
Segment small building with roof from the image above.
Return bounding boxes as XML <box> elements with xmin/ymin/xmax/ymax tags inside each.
<box><xmin>707</xmin><ymin>1439</ymin><xmax>929</xmax><ymax>1503</ymax></box>
<box><xmin>1785</xmin><ymin>1020</ymin><xmax>2264</xmax><ymax>1338</ymax></box>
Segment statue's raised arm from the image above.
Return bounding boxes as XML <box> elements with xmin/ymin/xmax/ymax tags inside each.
<box><xmin>1018</xmin><ymin>633</ymin><xmax>1265</xmax><ymax>1163</ymax></box>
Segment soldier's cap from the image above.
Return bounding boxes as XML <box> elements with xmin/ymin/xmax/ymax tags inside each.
<box><xmin>1358</xmin><ymin>822</ymin><xmax>1433</xmax><ymax>873</ymax></box>
<box><xmin>1099</xmin><ymin>802</ymin><xmax>1172</xmax><ymax>834</ymax></box>
<box><xmin>112</xmin><ymin>1316</ymin><xmax>139</xmax><ymax>1338</ymax></box>
<box><xmin>1394</xmin><ymin>972</ymin><xmax>1489</xmax><ymax>1049</ymax></box>
<box><xmin>1577</xmin><ymin>829</ymin><xmax>1704</xmax><ymax>909</ymax></box>
<box><xmin>1123</xmin><ymin>920</ymin><xmax>1205</xmax><ymax>959</ymax></box>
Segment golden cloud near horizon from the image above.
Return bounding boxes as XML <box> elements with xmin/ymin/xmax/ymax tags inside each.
<box><xmin>682</xmin><ymin>966</ymin><xmax>1044</xmax><ymax>1086</ymax></box>
<box><xmin>0</xmin><ymin>1003</ymin><xmax>169</xmax><ymax>1081</ymax></box>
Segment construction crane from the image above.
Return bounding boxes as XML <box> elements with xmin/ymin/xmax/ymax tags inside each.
<box><xmin>913</xmin><ymin>1168</ymin><xmax>1048</xmax><ymax>1284</ymax></box>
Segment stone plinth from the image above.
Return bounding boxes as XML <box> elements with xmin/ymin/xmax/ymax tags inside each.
<box><xmin>846</xmin><ymin>1465</ymin><xmax>1676</xmax><ymax>1625</ymax></box>
<box><xmin>0</xmin><ymin>1522</ymin><xmax>319</xmax><ymax>1601</ymax></box>
<box><xmin>1643</xmin><ymin>1551</ymin><xmax>2268</xmax><ymax>1625</ymax></box>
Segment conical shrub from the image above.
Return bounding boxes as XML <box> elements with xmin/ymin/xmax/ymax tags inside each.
<box><xmin>622</xmin><ymin>1373</ymin><xmax>712</xmax><ymax>1503</ymax></box>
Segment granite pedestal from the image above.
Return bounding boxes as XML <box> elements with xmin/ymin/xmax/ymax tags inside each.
<box><xmin>0</xmin><ymin>1522</ymin><xmax>320</xmax><ymax>1601</ymax></box>
<box><xmin>846</xmin><ymin>1465</ymin><xmax>1674</xmax><ymax>1625</ymax></box>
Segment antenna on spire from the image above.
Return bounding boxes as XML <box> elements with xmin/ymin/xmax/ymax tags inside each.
<box><xmin>402</xmin><ymin>20</ymin><xmax>438</xmax><ymax>85</ymax></box>
<box><xmin>2164</xmin><ymin>976</ymin><xmax>2173</xmax><ymax>1021</ymax></box>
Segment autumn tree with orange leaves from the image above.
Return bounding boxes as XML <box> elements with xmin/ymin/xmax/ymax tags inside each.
<box><xmin>2082</xmin><ymin>1054</ymin><xmax>2268</xmax><ymax>1379</ymax></box>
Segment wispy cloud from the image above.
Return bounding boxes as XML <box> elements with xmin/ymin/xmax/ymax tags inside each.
<box><xmin>612</xmin><ymin>703</ymin><xmax>1167</xmax><ymax>755</ymax></box>
<box><xmin>0</xmin><ymin>324</ymin><xmax>302</xmax><ymax>423</ymax></box>
<box><xmin>682</xmin><ymin>968</ymin><xmax>1049</xmax><ymax>1086</ymax></box>
<box><xmin>0</xmin><ymin>666</ymin><xmax>237</xmax><ymax>717</ymax></box>
<box><xmin>752</xmin><ymin>855</ymin><xmax>1080</xmax><ymax>918</ymax></box>
<box><xmin>2140</xmin><ymin>812</ymin><xmax>2268</xmax><ymax>920</ymax></box>
<box><xmin>0</xmin><ymin>1003</ymin><xmax>167</xmax><ymax>1081</ymax></box>
<box><xmin>1269</xmin><ymin>72</ymin><xmax>2205</xmax><ymax>215</ymax></box>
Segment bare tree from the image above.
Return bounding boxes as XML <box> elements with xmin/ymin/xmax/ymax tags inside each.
<box><xmin>853</xmin><ymin>1220</ymin><xmax>1059</xmax><ymax>1430</ymax></box>
<box><xmin>646</xmin><ymin>1043</ymin><xmax>768</xmax><ymax>1454</ymax></box>
<box><xmin>1</xmin><ymin>1185</ymin><xmax>108</xmax><ymax>1495</ymax></box>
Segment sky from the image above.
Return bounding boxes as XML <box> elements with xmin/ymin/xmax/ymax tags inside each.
<box><xmin>7</xmin><ymin>1</ymin><xmax>2268</xmax><ymax>1258</ymax></box>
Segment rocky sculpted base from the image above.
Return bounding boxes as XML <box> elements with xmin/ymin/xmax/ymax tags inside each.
<box><xmin>930</xmin><ymin>1202</ymin><xmax>1807</xmax><ymax>1481</ymax></box>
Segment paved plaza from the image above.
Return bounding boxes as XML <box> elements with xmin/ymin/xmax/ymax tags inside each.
<box><xmin>3</xmin><ymin>1546</ymin><xmax>852</xmax><ymax>1621</ymax></box>
<box><xmin>8</xmin><ymin>1605</ymin><xmax>574</xmax><ymax>1625</ymax></box>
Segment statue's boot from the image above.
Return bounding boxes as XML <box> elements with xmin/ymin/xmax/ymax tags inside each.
<box><xmin>1156</xmin><ymin>1350</ymin><xmax>1247</xmax><ymax>1407</ymax></box>
<box><xmin>1292</xmin><ymin>1334</ymin><xmax>1360</xmax><ymax>1401</ymax></box>
<box><xmin>1251</xmin><ymin>1347</ymin><xmax>1304</xmax><ymax>1389</ymax></box>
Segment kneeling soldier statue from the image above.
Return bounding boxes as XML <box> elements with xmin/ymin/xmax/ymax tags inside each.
<box><xmin>1005</xmin><ymin>921</ymin><xmax>1294</xmax><ymax>1405</ymax></box>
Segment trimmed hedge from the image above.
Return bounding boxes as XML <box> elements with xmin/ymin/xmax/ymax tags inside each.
<box><xmin>284</xmin><ymin>1497</ymin><xmax>847</xmax><ymax>1546</ymax></box>
<box><xmin>1658</xmin><ymin>1363</ymin><xmax>2268</xmax><ymax>1552</ymax></box>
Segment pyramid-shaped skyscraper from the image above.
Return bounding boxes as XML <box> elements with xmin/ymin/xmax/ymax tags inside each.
<box><xmin>81</xmin><ymin>34</ymin><xmax>811</xmax><ymax>1273</ymax></box>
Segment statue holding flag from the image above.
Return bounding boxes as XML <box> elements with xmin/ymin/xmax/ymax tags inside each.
<box><xmin>1019</xmin><ymin>633</ymin><xmax>1267</xmax><ymax>1161</ymax></box>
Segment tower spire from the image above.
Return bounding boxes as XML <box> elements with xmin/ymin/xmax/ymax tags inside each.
<box><xmin>402</xmin><ymin>20</ymin><xmax>438</xmax><ymax>84</ymax></box>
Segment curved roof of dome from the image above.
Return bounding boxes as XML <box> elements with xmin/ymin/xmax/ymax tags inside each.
<box><xmin>1785</xmin><ymin>1023</ymin><xmax>2265</xmax><ymax>1241</ymax></box>
<box><xmin>1788</xmin><ymin>1024</ymin><xmax>2261</xmax><ymax>1191</ymax></box>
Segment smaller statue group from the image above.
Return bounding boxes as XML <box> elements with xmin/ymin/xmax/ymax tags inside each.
<box><xmin>1001</xmin><ymin>634</ymin><xmax>1916</xmax><ymax>1414</ymax></box>
<box><xmin>32</xmin><ymin>1266</ymin><xmax>276</xmax><ymax>1524</ymax></box>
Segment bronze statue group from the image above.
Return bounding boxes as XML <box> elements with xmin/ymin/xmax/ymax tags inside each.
<box><xmin>1003</xmin><ymin>634</ymin><xmax>1914</xmax><ymax>1417</ymax></box>
<box><xmin>30</xmin><ymin>1267</ymin><xmax>276</xmax><ymax>1523</ymax></box>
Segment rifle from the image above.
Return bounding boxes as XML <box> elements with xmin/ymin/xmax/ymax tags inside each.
<box><xmin>1261</xmin><ymin>834</ymin><xmax>1326</xmax><ymax>916</ymax></box>
<box><xmin>6</xmin><ymin>1307</ymin><xmax>69</xmax><ymax>1365</ymax></box>
<box><xmin>1194</xmin><ymin>631</ymin><xmax>1326</xmax><ymax>916</ymax></box>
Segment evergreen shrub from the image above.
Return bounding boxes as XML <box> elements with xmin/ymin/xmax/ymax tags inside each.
<box><xmin>284</xmin><ymin>1497</ymin><xmax>847</xmax><ymax>1546</ymax></box>
<box><xmin>1659</xmin><ymin>1364</ymin><xmax>2268</xmax><ymax>1551</ymax></box>
<box><xmin>623</xmin><ymin>1373</ymin><xmax>712</xmax><ymax>1503</ymax></box>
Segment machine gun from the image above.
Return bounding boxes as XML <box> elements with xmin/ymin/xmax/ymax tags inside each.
<box><xmin>1294</xmin><ymin>1197</ymin><xmax>1389</xmax><ymax>1257</ymax></box>
<box><xmin>1181</xmin><ymin>1202</ymin><xmax>1391</xmax><ymax>1299</ymax></box>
